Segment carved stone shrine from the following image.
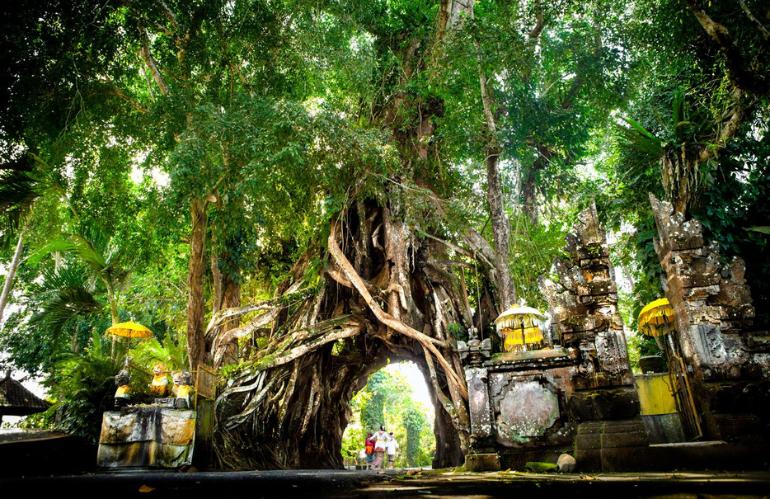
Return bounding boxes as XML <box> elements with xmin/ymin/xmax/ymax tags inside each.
<box><xmin>461</xmin><ymin>204</ymin><xmax>645</xmax><ymax>471</ymax></box>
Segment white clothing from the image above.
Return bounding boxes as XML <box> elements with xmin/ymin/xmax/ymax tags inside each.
<box><xmin>386</xmin><ymin>438</ymin><xmax>399</xmax><ymax>456</ymax></box>
<box><xmin>373</xmin><ymin>430</ymin><xmax>389</xmax><ymax>452</ymax></box>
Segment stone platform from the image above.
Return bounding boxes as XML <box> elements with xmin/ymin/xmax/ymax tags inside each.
<box><xmin>97</xmin><ymin>407</ymin><xmax>196</xmax><ymax>468</ymax></box>
<box><xmin>3</xmin><ymin>469</ymin><xmax>770</xmax><ymax>498</ymax></box>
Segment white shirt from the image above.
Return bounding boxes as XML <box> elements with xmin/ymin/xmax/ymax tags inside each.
<box><xmin>373</xmin><ymin>431</ymin><xmax>389</xmax><ymax>451</ymax></box>
<box><xmin>386</xmin><ymin>438</ymin><xmax>399</xmax><ymax>455</ymax></box>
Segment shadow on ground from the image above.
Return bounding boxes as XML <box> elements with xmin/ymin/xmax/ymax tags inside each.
<box><xmin>3</xmin><ymin>468</ymin><xmax>770</xmax><ymax>498</ymax></box>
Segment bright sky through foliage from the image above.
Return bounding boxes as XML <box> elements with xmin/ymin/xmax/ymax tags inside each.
<box><xmin>383</xmin><ymin>361</ymin><xmax>435</xmax><ymax>422</ymax></box>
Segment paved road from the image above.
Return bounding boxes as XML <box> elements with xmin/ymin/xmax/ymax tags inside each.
<box><xmin>3</xmin><ymin>469</ymin><xmax>770</xmax><ymax>498</ymax></box>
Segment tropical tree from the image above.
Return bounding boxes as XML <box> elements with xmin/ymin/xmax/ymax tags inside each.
<box><xmin>1</xmin><ymin>263</ymin><xmax>106</xmax><ymax>375</ymax></box>
<box><xmin>29</xmin><ymin>231</ymin><xmax>132</xmax><ymax>326</ymax></box>
<box><xmin>0</xmin><ymin>160</ymin><xmax>65</xmax><ymax>324</ymax></box>
<box><xmin>2</xmin><ymin>0</ymin><xmax>769</xmax><ymax>473</ymax></box>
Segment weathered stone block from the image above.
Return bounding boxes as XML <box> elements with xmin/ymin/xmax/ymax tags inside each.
<box><xmin>495</xmin><ymin>381</ymin><xmax>560</xmax><ymax>445</ymax></box>
<box><xmin>567</xmin><ymin>388</ymin><xmax>640</xmax><ymax>421</ymax></box>
<box><xmin>574</xmin><ymin>419</ymin><xmax>650</xmax><ymax>471</ymax></box>
<box><xmin>464</xmin><ymin>452</ymin><xmax>501</xmax><ymax>471</ymax></box>
<box><xmin>577</xmin><ymin>280</ymin><xmax>614</xmax><ymax>297</ymax></box>
<box><xmin>683</xmin><ymin>285</ymin><xmax>720</xmax><ymax>300</ymax></box>
<box><xmin>466</xmin><ymin>367</ymin><xmax>492</xmax><ymax>438</ymax></box>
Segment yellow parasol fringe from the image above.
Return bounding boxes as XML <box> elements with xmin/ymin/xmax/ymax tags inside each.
<box><xmin>638</xmin><ymin>298</ymin><xmax>675</xmax><ymax>337</ymax></box>
<box><xmin>106</xmin><ymin>321</ymin><xmax>153</xmax><ymax>339</ymax></box>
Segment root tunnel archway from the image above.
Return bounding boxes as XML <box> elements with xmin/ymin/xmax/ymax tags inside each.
<box><xmin>214</xmin><ymin>333</ymin><xmax>464</xmax><ymax>469</ymax></box>
<box><xmin>211</xmin><ymin>200</ymin><xmax>498</xmax><ymax>470</ymax></box>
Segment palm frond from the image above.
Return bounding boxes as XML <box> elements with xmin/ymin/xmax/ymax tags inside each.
<box><xmin>26</xmin><ymin>237</ymin><xmax>78</xmax><ymax>266</ymax></box>
<box><xmin>27</xmin><ymin>265</ymin><xmax>103</xmax><ymax>338</ymax></box>
<box><xmin>617</xmin><ymin>118</ymin><xmax>664</xmax><ymax>157</ymax></box>
<box><xmin>69</xmin><ymin>234</ymin><xmax>109</xmax><ymax>271</ymax></box>
<box><xmin>746</xmin><ymin>226</ymin><xmax>770</xmax><ymax>235</ymax></box>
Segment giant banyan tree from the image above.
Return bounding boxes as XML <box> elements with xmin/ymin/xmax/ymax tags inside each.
<box><xmin>208</xmin><ymin>1</ymin><xmax>504</xmax><ymax>469</ymax></box>
<box><xmin>210</xmin><ymin>203</ymin><xmax>492</xmax><ymax>469</ymax></box>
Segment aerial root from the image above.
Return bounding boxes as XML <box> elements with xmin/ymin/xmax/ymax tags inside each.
<box><xmin>327</xmin><ymin>221</ymin><xmax>467</xmax><ymax>399</ymax></box>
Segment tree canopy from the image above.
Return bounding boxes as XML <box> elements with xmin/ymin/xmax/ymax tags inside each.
<box><xmin>1</xmin><ymin>0</ymin><xmax>768</xmax><ymax>467</ymax></box>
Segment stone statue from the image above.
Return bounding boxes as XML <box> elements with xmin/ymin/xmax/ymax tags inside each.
<box><xmin>114</xmin><ymin>368</ymin><xmax>132</xmax><ymax>409</ymax></box>
<box><xmin>149</xmin><ymin>363</ymin><xmax>170</xmax><ymax>397</ymax></box>
<box><xmin>172</xmin><ymin>370</ymin><xmax>194</xmax><ymax>408</ymax></box>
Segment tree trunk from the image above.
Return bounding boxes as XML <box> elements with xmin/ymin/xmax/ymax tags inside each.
<box><xmin>484</xmin><ymin>140</ymin><xmax>515</xmax><ymax>310</ymax></box>
<box><xmin>520</xmin><ymin>144</ymin><xmax>551</xmax><ymax>226</ymax></box>
<box><xmin>219</xmin><ymin>272</ymin><xmax>240</xmax><ymax>366</ymax></box>
<box><xmin>187</xmin><ymin>198</ymin><xmax>208</xmax><ymax>371</ymax></box>
<box><xmin>105</xmin><ymin>280</ymin><xmax>120</xmax><ymax>357</ymax></box>
<box><xmin>432</xmin><ymin>387</ymin><xmax>464</xmax><ymax>468</ymax></box>
<box><xmin>477</xmin><ymin>30</ymin><xmax>515</xmax><ymax>310</ymax></box>
<box><xmin>0</xmin><ymin>229</ymin><xmax>24</xmax><ymax>325</ymax></box>
<box><xmin>106</xmin><ymin>282</ymin><xmax>120</xmax><ymax>325</ymax></box>
<box><xmin>209</xmin><ymin>235</ymin><xmax>242</xmax><ymax>367</ymax></box>
<box><xmin>211</xmin><ymin>201</ymin><xmax>476</xmax><ymax>469</ymax></box>
<box><xmin>521</xmin><ymin>166</ymin><xmax>538</xmax><ymax>226</ymax></box>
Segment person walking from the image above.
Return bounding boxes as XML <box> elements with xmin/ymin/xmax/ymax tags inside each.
<box><xmin>386</xmin><ymin>432</ymin><xmax>399</xmax><ymax>469</ymax></box>
<box><xmin>372</xmin><ymin>425</ymin><xmax>389</xmax><ymax>470</ymax></box>
<box><xmin>364</xmin><ymin>432</ymin><xmax>375</xmax><ymax>469</ymax></box>
<box><xmin>357</xmin><ymin>448</ymin><xmax>368</xmax><ymax>470</ymax></box>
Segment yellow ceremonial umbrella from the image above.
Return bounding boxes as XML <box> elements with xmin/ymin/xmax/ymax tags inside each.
<box><xmin>106</xmin><ymin>321</ymin><xmax>153</xmax><ymax>359</ymax></box>
<box><xmin>638</xmin><ymin>298</ymin><xmax>675</xmax><ymax>337</ymax></box>
<box><xmin>495</xmin><ymin>304</ymin><xmax>547</xmax><ymax>352</ymax></box>
<box><xmin>106</xmin><ymin>321</ymin><xmax>153</xmax><ymax>339</ymax></box>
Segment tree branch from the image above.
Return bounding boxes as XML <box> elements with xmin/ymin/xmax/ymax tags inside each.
<box><xmin>698</xmin><ymin>87</ymin><xmax>745</xmax><ymax>163</ymax></box>
<box><xmin>139</xmin><ymin>28</ymin><xmax>169</xmax><ymax>96</ymax></box>
<box><xmin>159</xmin><ymin>0</ymin><xmax>179</xmax><ymax>31</ymax></box>
<box><xmin>527</xmin><ymin>0</ymin><xmax>545</xmax><ymax>42</ymax></box>
<box><xmin>97</xmin><ymin>80</ymin><xmax>148</xmax><ymax>113</ymax></box>
<box><xmin>260</xmin><ymin>323</ymin><xmax>362</xmax><ymax>371</ymax></box>
<box><xmin>328</xmin><ymin>222</ymin><xmax>467</xmax><ymax>398</ymax></box>
<box><xmin>738</xmin><ymin>0</ymin><xmax>769</xmax><ymax>39</ymax></box>
<box><xmin>685</xmin><ymin>0</ymin><xmax>767</xmax><ymax>95</ymax></box>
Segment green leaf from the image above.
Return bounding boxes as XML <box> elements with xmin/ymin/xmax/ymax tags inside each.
<box><xmin>621</xmin><ymin>116</ymin><xmax>661</xmax><ymax>144</ymax></box>
<box><xmin>26</xmin><ymin>237</ymin><xmax>78</xmax><ymax>266</ymax></box>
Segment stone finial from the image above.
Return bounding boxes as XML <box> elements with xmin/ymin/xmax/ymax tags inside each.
<box><xmin>539</xmin><ymin>202</ymin><xmax>631</xmax><ymax>387</ymax></box>
<box><xmin>649</xmin><ymin>194</ymin><xmax>705</xmax><ymax>254</ymax></box>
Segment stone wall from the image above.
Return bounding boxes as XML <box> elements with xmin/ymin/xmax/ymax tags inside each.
<box><xmin>463</xmin><ymin>204</ymin><xmax>645</xmax><ymax>471</ymax></box>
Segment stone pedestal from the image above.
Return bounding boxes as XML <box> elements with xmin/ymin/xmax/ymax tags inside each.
<box><xmin>464</xmin><ymin>452</ymin><xmax>501</xmax><ymax>472</ymax></box>
<box><xmin>97</xmin><ymin>407</ymin><xmax>196</xmax><ymax>468</ymax></box>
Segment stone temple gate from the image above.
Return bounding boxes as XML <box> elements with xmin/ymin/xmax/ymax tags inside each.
<box><xmin>459</xmin><ymin>201</ymin><xmax>770</xmax><ymax>471</ymax></box>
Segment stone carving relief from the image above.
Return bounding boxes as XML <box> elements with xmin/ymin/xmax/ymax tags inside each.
<box><xmin>540</xmin><ymin>203</ymin><xmax>633</xmax><ymax>388</ymax></box>
<box><xmin>488</xmin><ymin>373</ymin><xmax>561</xmax><ymax>446</ymax></box>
